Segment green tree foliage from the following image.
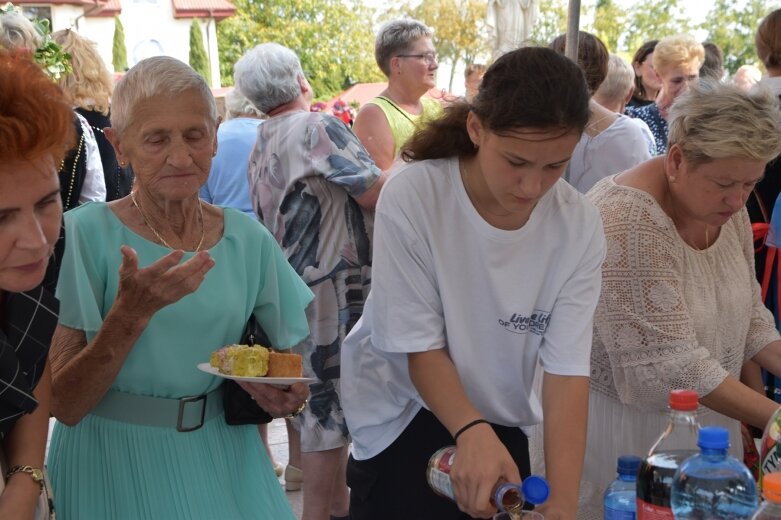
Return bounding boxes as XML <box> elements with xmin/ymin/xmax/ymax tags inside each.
<box><xmin>112</xmin><ymin>16</ymin><xmax>127</xmax><ymax>72</ymax></box>
<box><xmin>217</xmin><ymin>0</ymin><xmax>383</xmax><ymax>98</ymax></box>
<box><xmin>590</xmin><ymin>0</ymin><xmax>627</xmax><ymax>53</ymax></box>
<box><xmin>380</xmin><ymin>0</ymin><xmax>489</xmax><ymax>92</ymax></box>
<box><xmin>623</xmin><ymin>0</ymin><xmax>692</xmax><ymax>56</ymax></box>
<box><xmin>528</xmin><ymin>0</ymin><xmax>568</xmax><ymax>46</ymax></box>
<box><xmin>189</xmin><ymin>19</ymin><xmax>211</xmax><ymax>85</ymax></box>
<box><xmin>702</xmin><ymin>0</ymin><xmax>781</xmax><ymax>75</ymax></box>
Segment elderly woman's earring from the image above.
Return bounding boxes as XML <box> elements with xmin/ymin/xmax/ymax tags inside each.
<box><xmin>669</xmin><ymin>175</ymin><xmax>676</xmax><ymax>183</ymax></box>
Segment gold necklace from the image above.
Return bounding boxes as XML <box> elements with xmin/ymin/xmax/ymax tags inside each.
<box><xmin>130</xmin><ymin>191</ymin><xmax>205</xmax><ymax>252</ymax></box>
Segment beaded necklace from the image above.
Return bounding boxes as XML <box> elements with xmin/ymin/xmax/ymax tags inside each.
<box><xmin>130</xmin><ymin>191</ymin><xmax>205</xmax><ymax>252</ymax></box>
<box><xmin>58</xmin><ymin>132</ymin><xmax>85</xmax><ymax>209</ymax></box>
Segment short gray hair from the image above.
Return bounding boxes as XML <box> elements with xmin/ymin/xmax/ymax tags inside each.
<box><xmin>594</xmin><ymin>54</ymin><xmax>634</xmax><ymax>105</ymax></box>
<box><xmin>668</xmin><ymin>81</ymin><xmax>781</xmax><ymax>167</ymax></box>
<box><xmin>0</xmin><ymin>9</ymin><xmax>42</xmax><ymax>50</ymax></box>
<box><xmin>111</xmin><ymin>56</ymin><xmax>217</xmax><ymax>134</ymax></box>
<box><xmin>225</xmin><ymin>88</ymin><xmax>266</xmax><ymax>120</ymax></box>
<box><xmin>375</xmin><ymin>18</ymin><xmax>432</xmax><ymax>77</ymax></box>
<box><xmin>234</xmin><ymin>43</ymin><xmax>303</xmax><ymax>114</ymax></box>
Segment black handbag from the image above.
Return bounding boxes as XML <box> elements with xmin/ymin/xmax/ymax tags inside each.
<box><xmin>222</xmin><ymin>316</ymin><xmax>273</xmax><ymax>425</ymax></box>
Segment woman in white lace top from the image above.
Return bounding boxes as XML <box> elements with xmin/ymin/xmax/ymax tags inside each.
<box><xmin>580</xmin><ymin>83</ymin><xmax>781</xmax><ymax>518</ymax></box>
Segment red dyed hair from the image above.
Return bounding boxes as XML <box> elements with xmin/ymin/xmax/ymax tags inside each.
<box><xmin>0</xmin><ymin>50</ymin><xmax>75</xmax><ymax>168</ymax></box>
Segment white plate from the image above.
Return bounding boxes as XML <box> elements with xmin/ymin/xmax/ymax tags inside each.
<box><xmin>197</xmin><ymin>363</ymin><xmax>315</xmax><ymax>385</ymax></box>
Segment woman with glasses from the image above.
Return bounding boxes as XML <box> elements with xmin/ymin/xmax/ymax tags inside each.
<box><xmin>353</xmin><ymin>18</ymin><xmax>442</xmax><ymax>171</ymax></box>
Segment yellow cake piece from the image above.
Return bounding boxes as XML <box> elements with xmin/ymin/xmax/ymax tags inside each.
<box><xmin>210</xmin><ymin>344</ymin><xmax>270</xmax><ymax>377</ymax></box>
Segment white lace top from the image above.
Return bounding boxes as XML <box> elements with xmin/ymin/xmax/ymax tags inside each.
<box><xmin>587</xmin><ymin>176</ymin><xmax>779</xmax><ymax>411</ymax></box>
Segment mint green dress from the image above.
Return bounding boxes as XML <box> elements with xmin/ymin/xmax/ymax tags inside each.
<box><xmin>49</xmin><ymin>203</ymin><xmax>313</xmax><ymax>519</ymax></box>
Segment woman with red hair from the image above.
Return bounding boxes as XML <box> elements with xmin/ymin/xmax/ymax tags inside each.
<box><xmin>0</xmin><ymin>49</ymin><xmax>74</xmax><ymax>518</ymax></box>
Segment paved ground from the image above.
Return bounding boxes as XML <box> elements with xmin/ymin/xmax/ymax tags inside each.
<box><xmin>267</xmin><ymin>418</ymin><xmax>304</xmax><ymax>518</ymax></box>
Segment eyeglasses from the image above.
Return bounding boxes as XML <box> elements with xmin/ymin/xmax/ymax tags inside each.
<box><xmin>396</xmin><ymin>53</ymin><xmax>438</xmax><ymax>65</ymax></box>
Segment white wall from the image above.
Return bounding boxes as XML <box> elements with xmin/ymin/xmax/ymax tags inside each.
<box><xmin>51</xmin><ymin>2</ymin><xmax>222</xmax><ymax>86</ymax></box>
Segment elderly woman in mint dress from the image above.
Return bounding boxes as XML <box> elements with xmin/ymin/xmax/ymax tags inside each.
<box><xmin>235</xmin><ymin>43</ymin><xmax>386</xmax><ymax>520</ymax></box>
<box><xmin>47</xmin><ymin>56</ymin><xmax>313</xmax><ymax>519</ymax></box>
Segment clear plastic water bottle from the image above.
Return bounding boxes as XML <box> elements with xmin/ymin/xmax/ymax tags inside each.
<box><xmin>671</xmin><ymin>426</ymin><xmax>758</xmax><ymax>519</ymax></box>
<box><xmin>753</xmin><ymin>472</ymin><xmax>781</xmax><ymax>519</ymax></box>
<box><xmin>427</xmin><ymin>446</ymin><xmax>550</xmax><ymax>513</ymax></box>
<box><xmin>604</xmin><ymin>455</ymin><xmax>642</xmax><ymax>519</ymax></box>
<box><xmin>636</xmin><ymin>389</ymin><xmax>701</xmax><ymax>519</ymax></box>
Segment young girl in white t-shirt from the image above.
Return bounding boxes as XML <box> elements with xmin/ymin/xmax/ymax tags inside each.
<box><xmin>341</xmin><ymin>47</ymin><xmax>607</xmax><ymax>520</ymax></box>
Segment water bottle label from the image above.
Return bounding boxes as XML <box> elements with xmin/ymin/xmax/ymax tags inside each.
<box><xmin>636</xmin><ymin>500</ymin><xmax>673</xmax><ymax>519</ymax></box>
<box><xmin>428</xmin><ymin>467</ymin><xmax>454</xmax><ymax>500</ymax></box>
<box><xmin>604</xmin><ymin>506</ymin><xmax>635</xmax><ymax>520</ymax></box>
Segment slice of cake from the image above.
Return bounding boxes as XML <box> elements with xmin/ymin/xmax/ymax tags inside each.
<box><xmin>210</xmin><ymin>344</ymin><xmax>270</xmax><ymax>377</ymax></box>
<box><xmin>267</xmin><ymin>351</ymin><xmax>303</xmax><ymax>378</ymax></box>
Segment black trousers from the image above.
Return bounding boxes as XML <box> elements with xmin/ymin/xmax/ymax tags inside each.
<box><xmin>347</xmin><ymin>408</ymin><xmax>531</xmax><ymax>520</ymax></box>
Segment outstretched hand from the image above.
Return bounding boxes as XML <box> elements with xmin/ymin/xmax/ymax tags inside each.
<box><xmin>116</xmin><ymin>245</ymin><xmax>215</xmax><ymax>321</ymax></box>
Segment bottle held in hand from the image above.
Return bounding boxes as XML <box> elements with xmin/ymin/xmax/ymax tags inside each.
<box><xmin>427</xmin><ymin>446</ymin><xmax>549</xmax><ymax>516</ymax></box>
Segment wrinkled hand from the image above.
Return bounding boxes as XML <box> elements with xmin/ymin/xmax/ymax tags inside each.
<box><xmin>237</xmin><ymin>381</ymin><xmax>309</xmax><ymax>418</ymax></box>
<box><xmin>116</xmin><ymin>246</ymin><xmax>215</xmax><ymax>320</ymax></box>
<box><xmin>450</xmin><ymin>424</ymin><xmax>521</xmax><ymax>519</ymax></box>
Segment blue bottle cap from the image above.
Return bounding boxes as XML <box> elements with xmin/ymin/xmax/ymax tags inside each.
<box><xmin>521</xmin><ymin>475</ymin><xmax>550</xmax><ymax>505</ymax></box>
<box><xmin>617</xmin><ymin>455</ymin><xmax>642</xmax><ymax>476</ymax></box>
<box><xmin>698</xmin><ymin>426</ymin><xmax>729</xmax><ymax>450</ymax></box>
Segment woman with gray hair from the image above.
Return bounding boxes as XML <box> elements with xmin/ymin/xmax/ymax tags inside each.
<box><xmin>580</xmin><ymin>83</ymin><xmax>781</xmax><ymax>517</ymax></box>
<box><xmin>353</xmin><ymin>18</ymin><xmax>442</xmax><ymax>171</ymax></box>
<box><xmin>200</xmin><ymin>88</ymin><xmax>266</xmax><ymax>217</ymax></box>
<box><xmin>47</xmin><ymin>56</ymin><xmax>313</xmax><ymax>519</ymax></box>
<box><xmin>235</xmin><ymin>42</ymin><xmax>386</xmax><ymax>520</ymax></box>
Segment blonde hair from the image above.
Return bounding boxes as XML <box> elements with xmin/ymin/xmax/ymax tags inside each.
<box><xmin>652</xmin><ymin>34</ymin><xmax>704</xmax><ymax>74</ymax></box>
<box><xmin>0</xmin><ymin>9</ymin><xmax>41</xmax><ymax>51</ymax></box>
<box><xmin>668</xmin><ymin>82</ymin><xmax>781</xmax><ymax>167</ymax></box>
<box><xmin>52</xmin><ymin>29</ymin><xmax>113</xmax><ymax>115</ymax></box>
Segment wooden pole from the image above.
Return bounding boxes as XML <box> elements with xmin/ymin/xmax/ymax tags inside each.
<box><xmin>565</xmin><ymin>0</ymin><xmax>581</xmax><ymax>61</ymax></box>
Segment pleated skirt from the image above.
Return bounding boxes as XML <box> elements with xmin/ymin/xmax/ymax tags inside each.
<box><xmin>48</xmin><ymin>413</ymin><xmax>296</xmax><ymax>520</ymax></box>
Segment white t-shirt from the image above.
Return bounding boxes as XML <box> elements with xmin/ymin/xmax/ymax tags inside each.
<box><xmin>341</xmin><ymin>156</ymin><xmax>607</xmax><ymax>460</ymax></box>
<box><xmin>567</xmin><ymin>114</ymin><xmax>652</xmax><ymax>194</ymax></box>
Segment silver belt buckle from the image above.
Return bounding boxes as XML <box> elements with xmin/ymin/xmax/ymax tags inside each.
<box><xmin>177</xmin><ymin>394</ymin><xmax>207</xmax><ymax>432</ymax></box>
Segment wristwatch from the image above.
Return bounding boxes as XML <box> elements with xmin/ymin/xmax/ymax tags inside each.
<box><xmin>5</xmin><ymin>465</ymin><xmax>44</xmax><ymax>489</ymax></box>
